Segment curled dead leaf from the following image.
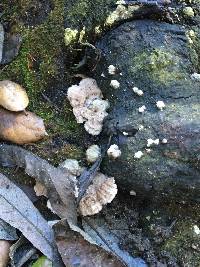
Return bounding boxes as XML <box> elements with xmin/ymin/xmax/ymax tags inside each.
<box><xmin>0</xmin><ymin>240</ymin><xmax>11</xmax><ymax>267</ymax></box>
<box><xmin>54</xmin><ymin>221</ymin><xmax>126</xmax><ymax>267</ymax></box>
<box><xmin>0</xmin><ymin>108</ymin><xmax>47</xmax><ymax>144</ymax></box>
<box><xmin>0</xmin><ymin>80</ymin><xmax>29</xmax><ymax>111</ymax></box>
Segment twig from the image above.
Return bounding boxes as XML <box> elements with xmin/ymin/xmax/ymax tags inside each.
<box><xmin>77</xmin><ymin>135</ymin><xmax>113</xmax><ymax>203</ymax></box>
<box><xmin>41</xmin><ymin>92</ymin><xmax>62</xmax><ymax>113</ymax></box>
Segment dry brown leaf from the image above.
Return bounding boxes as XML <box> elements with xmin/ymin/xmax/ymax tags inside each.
<box><xmin>54</xmin><ymin>221</ymin><xmax>126</xmax><ymax>267</ymax></box>
<box><xmin>0</xmin><ymin>108</ymin><xmax>47</xmax><ymax>144</ymax></box>
<box><xmin>0</xmin><ymin>240</ymin><xmax>11</xmax><ymax>267</ymax></box>
<box><xmin>0</xmin><ymin>173</ymin><xmax>63</xmax><ymax>264</ymax></box>
<box><xmin>0</xmin><ymin>144</ymin><xmax>77</xmax><ymax>223</ymax></box>
<box><xmin>0</xmin><ymin>80</ymin><xmax>29</xmax><ymax>111</ymax></box>
<box><xmin>34</xmin><ymin>181</ymin><xmax>48</xmax><ymax>197</ymax></box>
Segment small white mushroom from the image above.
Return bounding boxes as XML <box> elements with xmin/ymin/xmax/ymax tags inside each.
<box><xmin>110</xmin><ymin>80</ymin><xmax>120</xmax><ymax>89</ymax></box>
<box><xmin>123</xmin><ymin>131</ymin><xmax>128</xmax><ymax>136</ymax></box>
<box><xmin>86</xmin><ymin>144</ymin><xmax>101</xmax><ymax>163</ymax></box>
<box><xmin>107</xmin><ymin>144</ymin><xmax>121</xmax><ymax>159</ymax></box>
<box><xmin>134</xmin><ymin>151</ymin><xmax>144</xmax><ymax>159</ymax></box>
<box><xmin>138</xmin><ymin>125</ymin><xmax>144</xmax><ymax>131</ymax></box>
<box><xmin>162</xmin><ymin>138</ymin><xmax>168</xmax><ymax>144</ymax></box>
<box><xmin>108</xmin><ymin>65</ymin><xmax>116</xmax><ymax>75</ymax></box>
<box><xmin>129</xmin><ymin>190</ymin><xmax>136</xmax><ymax>196</ymax></box>
<box><xmin>138</xmin><ymin>105</ymin><xmax>146</xmax><ymax>113</ymax></box>
<box><xmin>193</xmin><ymin>225</ymin><xmax>200</xmax><ymax>235</ymax></box>
<box><xmin>147</xmin><ymin>138</ymin><xmax>159</xmax><ymax>147</ymax></box>
<box><xmin>133</xmin><ymin>87</ymin><xmax>143</xmax><ymax>96</ymax></box>
<box><xmin>156</xmin><ymin>101</ymin><xmax>165</xmax><ymax>110</ymax></box>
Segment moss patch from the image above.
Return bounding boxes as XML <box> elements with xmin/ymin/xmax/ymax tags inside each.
<box><xmin>0</xmin><ymin>0</ymin><xmax>85</xmax><ymax>163</ymax></box>
<box><xmin>163</xmin><ymin>220</ymin><xmax>200</xmax><ymax>266</ymax></box>
<box><xmin>1</xmin><ymin>0</ymin><xmax>65</xmax><ymax>107</ymax></box>
<box><xmin>130</xmin><ymin>49</ymin><xmax>186</xmax><ymax>85</ymax></box>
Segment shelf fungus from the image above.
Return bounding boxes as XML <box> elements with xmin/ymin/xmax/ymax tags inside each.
<box><xmin>0</xmin><ymin>80</ymin><xmax>29</xmax><ymax>111</ymax></box>
<box><xmin>79</xmin><ymin>173</ymin><xmax>118</xmax><ymax>216</ymax></box>
<box><xmin>67</xmin><ymin>78</ymin><xmax>109</xmax><ymax>135</ymax></box>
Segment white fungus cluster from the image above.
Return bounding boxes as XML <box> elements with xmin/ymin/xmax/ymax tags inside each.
<box><xmin>162</xmin><ymin>138</ymin><xmax>168</xmax><ymax>144</ymax></box>
<box><xmin>110</xmin><ymin>79</ymin><xmax>120</xmax><ymax>89</ymax></box>
<box><xmin>60</xmin><ymin>158</ymin><xmax>118</xmax><ymax>216</ymax></box>
<box><xmin>79</xmin><ymin>172</ymin><xmax>118</xmax><ymax>216</ymax></box>
<box><xmin>107</xmin><ymin>144</ymin><xmax>121</xmax><ymax>159</ymax></box>
<box><xmin>193</xmin><ymin>225</ymin><xmax>200</xmax><ymax>235</ymax></box>
<box><xmin>67</xmin><ymin>78</ymin><xmax>109</xmax><ymax>135</ymax></box>
<box><xmin>147</xmin><ymin>138</ymin><xmax>159</xmax><ymax>147</ymax></box>
<box><xmin>133</xmin><ymin>87</ymin><xmax>143</xmax><ymax>96</ymax></box>
<box><xmin>138</xmin><ymin>105</ymin><xmax>146</xmax><ymax>113</ymax></box>
<box><xmin>134</xmin><ymin>151</ymin><xmax>144</xmax><ymax>159</ymax></box>
<box><xmin>86</xmin><ymin>144</ymin><xmax>101</xmax><ymax>163</ymax></box>
<box><xmin>108</xmin><ymin>65</ymin><xmax>117</xmax><ymax>75</ymax></box>
<box><xmin>156</xmin><ymin>101</ymin><xmax>165</xmax><ymax>110</ymax></box>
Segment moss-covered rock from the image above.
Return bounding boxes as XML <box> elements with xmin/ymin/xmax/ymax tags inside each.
<box><xmin>93</xmin><ymin>20</ymin><xmax>200</xmax><ymax>201</ymax></box>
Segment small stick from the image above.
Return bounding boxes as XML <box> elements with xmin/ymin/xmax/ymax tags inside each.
<box><xmin>77</xmin><ymin>135</ymin><xmax>112</xmax><ymax>203</ymax></box>
<box><xmin>41</xmin><ymin>92</ymin><xmax>62</xmax><ymax>113</ymax></box>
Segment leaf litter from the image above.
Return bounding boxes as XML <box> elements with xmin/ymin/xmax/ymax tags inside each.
<box><xmin>0</xmin><ymin>144</ymin><xmax>142</xmax><ymax>266</ymax></box>
<box><xmin>0</xmin><ymin>172</ymin><xmax>62</xmax><ymax>265</ymax></box>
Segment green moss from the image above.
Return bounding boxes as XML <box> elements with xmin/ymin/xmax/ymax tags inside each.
<box><xmin>188</xmin><ymin>27</ymin><xmax>200</xmax><ymax>72</ymax></box>
<box><xmin>1</xmin><ymin>0</ymin><xmax>65</xmax><ymax>107</ymax></box>
<box><xmin>32</xmin><ymin>256</ymin><xmax>52</xmax><ymax>267</ymax></box>
<box><xmin>163</xmin><ymin>220</ymin><xmax>200</xmax><ymax>266</ymax></box>
<box><xmin>0</xmin><ymin>0</ymin><xmax>85</xmax><ymax>164</ymax></box>
<box><xmin>65</xmin><ymin>0</ymin><xmax>116</xmax><ymax>39</ymax></box>
<box><xmin>130</xmin><ymin>49</ymin><xmax>186</xmax><ymax>84</ymax></box>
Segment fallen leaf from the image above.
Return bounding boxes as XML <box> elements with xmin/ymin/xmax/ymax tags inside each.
<box><xmin>10</xmin><ymin>236</ymin><xmax>37</xmax><ymax>267</ymax></box>
<box><xmin>54</xmin><ymin>220</ymin><xmax>126</xmax><ymax>267</ymax></box>
<box><xmin>32</xmin><ymin>256</ymin><xmax>52</xmax><ymax>267</ymax></box>
<box><xmin>0</xmin><ymin>219</ymin><xmax>18</xmax><ymax>241</ymax></box>
<box><xmin>34</xmin><ymin>181</ymin><xmax>47</xmax><ymax>197</ymax></box>
<box><xmin>1</xmin><ymin>34</ymin><xmax>22</xmax><ymax>65</ymax></box>
<box><xmin>0</xmin><ymin>173</ymin><xmax>62</xmax><ymax>265</ymax></box>
<box><xmin>0</xmin><ymin>108</ymin><xmax>47</xmax><ymax>144</ymax></box>
<box><xmin>0</xmin><ymin>144</ymin><xmax>77</xmax><ymax>223</ymax></box>
<box><xmin>0</xmin><ymin>240</ymin><xmax>11</xmax><ymax>267</ymax></box>
<box><xmin>0</xmin><ymin>80</ymin><xmax>29</xmax><ymax>111</ymax></box>
<box><xmin>82</xmin><ymin>218</ymin><xmax>147</xmax><ymax>267</ymax></box>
